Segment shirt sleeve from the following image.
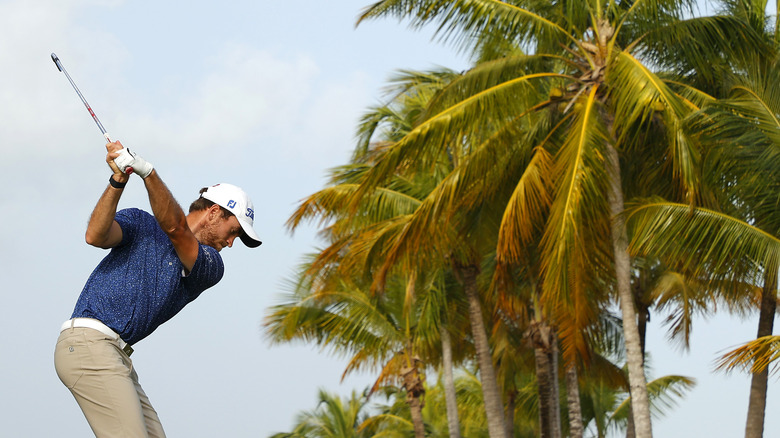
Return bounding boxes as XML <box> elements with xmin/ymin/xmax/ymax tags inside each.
<box><xmin>184</xmin><ymin>244</ymin><xmax>225</xmax><ymax>291</ymax></box>
<box><xmin>114</xmin><ymin>208</ymin><xmax>141</xmax><ymax>247</ymax></box>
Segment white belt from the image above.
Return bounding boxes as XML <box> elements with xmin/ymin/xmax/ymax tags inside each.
<box><xmin>60</xmin><ymin>318</ymin><xmax>133</xmax><ymax>356</ymax></box>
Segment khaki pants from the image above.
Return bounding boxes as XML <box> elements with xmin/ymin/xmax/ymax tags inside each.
<box><xmin>55</xmin><ymin>327</ymin><xmax>166</xmax><ymax>438</ymax></box>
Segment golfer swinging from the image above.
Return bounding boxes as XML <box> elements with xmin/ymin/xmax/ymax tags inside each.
<box><xmin>54</xmin><ymin>140</ymin><xmax>261</xmax><ymax>437</ymax></box>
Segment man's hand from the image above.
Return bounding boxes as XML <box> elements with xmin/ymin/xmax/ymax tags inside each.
<box><xmin>109</xmin><ymin>141</ymin><xmax>154</xmax><ymax>178</ymax></box>
<box><xmin>106</xmin><ymin>141</ymin><xmax>130</xmax><ymax>183</ymax></box>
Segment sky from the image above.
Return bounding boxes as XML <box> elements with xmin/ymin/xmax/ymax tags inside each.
<box><xmin>0</xmin><ymin>0</ymin><xmax>776</xmax><ymax>437</ymax></box>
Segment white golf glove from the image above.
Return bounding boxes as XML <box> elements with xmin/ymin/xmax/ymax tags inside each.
<box><xmin>113</xmin><ymin>148</ymin><xmax>154</xmax><ymax>178</ymax></box>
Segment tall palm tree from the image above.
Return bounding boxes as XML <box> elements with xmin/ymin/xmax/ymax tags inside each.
<box><xmin>353</xmin><ymin>1</ymin><xmax>761</xmax><ymax>436</ymax></box>
<box><xmin>272</xmin><ymin>68</ymin><xmax>480</xmax><ymax>437</ymax></box>
<box><xmin>627</xmin><ymin>3</ymin><xmax>779</xmax><ymax>435</ymax></box>
<box><xmin>629</xmin><ymin>56</ymin><xmax>780</xmax><ymax>438</ymax></box>
<box><xmin>355</xmin><ymin>72</ymin><xmax>474</xmax><ymax>438</ymax></box>
<box><xmin>309</xmin><ymin>64</ymin><xmax>514</xmax><ymax>437</ymax></box>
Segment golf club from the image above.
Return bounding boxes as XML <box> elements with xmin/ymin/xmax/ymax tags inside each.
<box><xmin>52</xmin><ymin>53</ymin><xmax>133</xmax><ymax>174</ymax></box>
<box><xmin>51</xmin><ymin>53</ymin><xmax>113</xmax><ymax>143</ymax></box>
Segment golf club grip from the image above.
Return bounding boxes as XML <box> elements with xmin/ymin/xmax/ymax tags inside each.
<box><xmin>104</xmin><ymin>133</ymin><xmax>132</xmax><ymax>174</ymax></box>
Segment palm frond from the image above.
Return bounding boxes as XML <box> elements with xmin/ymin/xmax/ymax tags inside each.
<box><xmin>497</xmin><ymin>145</ymin><xmax>553</xmax><ymax>264</ymax></box>
<box><xmin>716</xmin><ymin>335</ymin><xmax>780</xmax><ymax>374</ymax></box>
<box><xmin>353</xmin><ymin>71</ymin><xmax>567</xmax><ymax>202</ymax></box>
<box><xmin>612</xmin><ymin>374</ymin><xmax>696</xmax><ymax>423</ymax></box>
<box><xmin>287</xmin><ymin>183</ymin><xmax>422</xmax><ymax>233</ymax></box>
<box><xmin>539</xmin><ymin>86</ymin><xmax>612</xmax><ymax>362</ymax></box>
<box><xmin>426</xmin><ymin>53</ymin><xmax>574</xmax><ymax>116</ymax></box>
<box><xmin>541</xmin><ymin>85</ymin><xmax>610</xmax><ymax>307</ymax></box>
<box><xmin>627</xmin><ymin>199</ymin><xmax>780</xmax><ymax>283</ymax></box>
<box><xmin>609</xmin><ymin>51</ymin><xmax>701</xmax><ymax>202</ymax></box>
<box><xmin>636</xmin><ymin>15</ymin><xmax>772</xmax><ymax>87</ymax></box>
<box><xmin>357</xmin><ymin>0</ymin><xmax>578</xmax><ymax>54</ymax></box>
<box><xmin>651</xmin><ymin>271</ymin><xmax>714</xmax><ymax>350</ymax></box>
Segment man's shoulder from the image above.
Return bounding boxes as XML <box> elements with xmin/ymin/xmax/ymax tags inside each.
<box><xmin>116</xmin><ymin>208</ymin><xmax>157</xmax><ymax>227</ymax></box>
<box><xmin>190</xmin><ymin>243</ymin><xmax>224</xmax><ymax>284</ymax></box>
<box><xmin>197</xmin><ymin>243</ymin><xmax>224</xmax><ymax>269</ymax></box>
<box><xmin>114</xmin><ymin>208</ymin><xmax>164</xmax><ymax>246</ymax></box>
<box><xmin>116</xmin><ymin>207</ymin><xmax>152</xmax><ymax>219</ymax></box>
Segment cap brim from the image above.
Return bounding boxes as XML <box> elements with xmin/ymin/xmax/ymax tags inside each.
<box><xmin>238</xmin><ymin>219</ymin><xmax>262</xmax><ymax>248</ymax></box>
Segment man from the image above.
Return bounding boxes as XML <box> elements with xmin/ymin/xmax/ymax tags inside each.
<box><xmin>54</xmin><ymin>141</ymin><xmax>261</xmax><ymax>437</ymax></box>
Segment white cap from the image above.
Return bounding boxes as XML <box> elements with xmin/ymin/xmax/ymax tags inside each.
<box><xmin>201</xmin><ymin>183</ymin><xmax>262</xmax><ymax>248</ymax></box>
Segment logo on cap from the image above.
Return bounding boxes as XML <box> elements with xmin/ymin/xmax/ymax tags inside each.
<box><xmin>246</xmin><ymin>208</ymin><xmax>254</xmax><ymax>220</ymax></box>
<box><xmin>227</xmin><ymin>200</ymin><xmax>237</xmax><ymax>209</ymax></box>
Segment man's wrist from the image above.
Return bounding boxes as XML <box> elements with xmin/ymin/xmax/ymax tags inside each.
<box><xmin>109</xmin><ymin>174</ymin><xmax>128</xmax><ymax>189</ymax></box>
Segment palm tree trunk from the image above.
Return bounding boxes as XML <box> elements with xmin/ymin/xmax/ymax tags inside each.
<box><xmin>629</xmin><ymin>279</ymin><xmax>650</xmax><ymax>438</ymax></box>
<box><xmin>565</xmin><ymin>363</ymin><xmax>584</xmax><ymax>438</ymax></box>
<box><xmin>402</xmin><ymin>364</ymin><xmax>426</xmax><ymax>438</ymax></box>
<box><xmin>505</xmin><ymin>390</ymin><xmax>516</xmax><ymax>438</ymax></box>
<box><xmin>635</xmin><ymin>287</ymin><xmax>650</xmax><ymax>359</ymax></box>
<box><xmin>440</xmin><ymin>328</ymin><xmax>463</xmax><ymax>438</ymax></box>
<box><xmin>605</xmin><ymin>143</ymin><xmax>653</xmax><ymax>438</ymax></box>
<box><xmin>626</xmin><ymin>408</ymin><xmax>636</xmax><ymax>438</ymax></box>
<box><xmin>530</xmin><ymin>320</ymin><xmax>561</xmax><ymax>438</ymax></box>
<box><xmin>551</xmin><ymin>334</ymin><xmax>562</xmax><ymax>438</ymax></box>
<box><xmin>455</xmin><ymin>262</ymin><xmax>507</xmax><ymax>438</ymax></box>
<box><xmin>745</xmin><ymin>267</ymin><xmax>777</xmax><ymax>438</ymax></box>
<box><xmin>409</xmin><ymin>394</ymin><xmax>426</xmax><ymax>438</ymax></box>
<box><xmin>535</xmin><ymin>346</ymin><xmax>555</xmax><ymax>438</ymax></box>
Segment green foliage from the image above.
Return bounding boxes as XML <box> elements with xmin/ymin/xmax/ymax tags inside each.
<box><xmin>267</xmin><ymin>1</ymin><xmax>780</xmax><ymax>437</ymax></box>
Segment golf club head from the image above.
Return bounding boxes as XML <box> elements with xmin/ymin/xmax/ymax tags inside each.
<box><xmin>51</xmin><ymin>53</ymin><xmax>63</xmax><ymax>72</ymax></box>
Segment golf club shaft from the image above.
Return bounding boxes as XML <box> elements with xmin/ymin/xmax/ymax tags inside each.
<box><xmin>51</xmin><ymin>53</ymin><xmax>112</xmax><ymax>143</ymax></box>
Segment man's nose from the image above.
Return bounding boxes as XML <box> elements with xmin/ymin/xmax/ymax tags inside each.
<box><xmin>227</xmin><ymin>236</ymin><xmax>236</xmax><ymax>248</ymax></box>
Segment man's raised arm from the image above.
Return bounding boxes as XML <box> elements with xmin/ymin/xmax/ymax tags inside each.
<box><xmin>85</xmin><ymin>142</ymin><xmax>130</xmax><ymax>248</ymax></box>
<box><xmin>142</xmin><ymin>171</ymin><xmax>199</xmax><ymax>271</ymax></box>
<box><xmin>109</xmin><ymin>141</ymin><xmax>200</xmax><ymax>272</ymax></box>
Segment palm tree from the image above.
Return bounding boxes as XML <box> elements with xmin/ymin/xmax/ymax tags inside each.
<box><xmin>353</xmin><ymin>2</ymin><xmax>760</xmax><ymax>436</ymax></box>
<box><xmin>269</xmin><ymin>68</ymin><xmax>483</xmax><ymax>437</ymax></box>
<box><xmin>452</xmin><ymin>365</ymin><xmax>540</xmax><ymax>437</ymax></box>
<box><xmin>265</xmin><ymin>252</ymin><xmax>444</xmax><ymax>437</ymax></box>
<box><xmin>269</xmin><ymin>389</ymin><xmax>372</xmax><ymax>438</ymax></box>
<box><xmin>629</xmin><ymin>56</ymin><xmax>780</xmax><ymax>438</ymax></box>
<box><xmin>627</xmin><ymin>4</ymin><xmax>780</xmax><ymax>435</ymax></box>
<box><xmin>430</xmin><ymin>271</ymin><xmax>472</xmax><ymax>438</ymax></box>
<box><xmin>303</xmin><ymin>63</ymin><xmax>514</xmax><ymax>437</ymax></box>
<box><xmin>580</xmin><ymin>370</ymin><xmax>695</xmax><ymax>438</ymax></box>
<box><xmin>694</xmin><ymin>7</ymin><xmax>780</xmax><ymax>437</ymax></box>
<box><xmin>354</xmin><ymin>69</ymin><xmax>475</xmax><ymax>438</ymax></box>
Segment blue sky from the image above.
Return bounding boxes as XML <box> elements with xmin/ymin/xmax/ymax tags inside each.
<box><xmin>0</xmin><ymin>0</ymin><xmax>776</xmax><ymax>436</ymax></box>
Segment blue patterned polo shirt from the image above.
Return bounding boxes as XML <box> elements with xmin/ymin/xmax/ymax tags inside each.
<box><xmin>71</xmin><ymin>208</ymin><xmax>224</xmax><ymax>345</ymax></box>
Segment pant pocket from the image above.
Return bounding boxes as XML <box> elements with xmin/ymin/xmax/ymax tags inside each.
<box><xmin>54</xmin><ymin>334</ymin><xmax>86</xmax><ymax>389</ymax></box>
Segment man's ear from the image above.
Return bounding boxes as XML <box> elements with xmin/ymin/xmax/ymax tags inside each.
<box><xmin>207</xmin><ymin>204</ymin><xmax>222</xmax><ymax>221</ymax></box>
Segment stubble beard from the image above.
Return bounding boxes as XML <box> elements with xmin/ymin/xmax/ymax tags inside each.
<box><xmin>194</xmin><ymin>220</ymin><xmax>223</xmax><ymax>252</ymax></box>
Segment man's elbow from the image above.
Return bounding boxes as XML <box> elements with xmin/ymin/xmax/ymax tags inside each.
<box><xmin>163</xmin><ymin>221</ymin><xmax>190</xmax><ymax>239</ymax></box>
<box><xmin>85</xmin><ymin>229</ymin><xmax>116</xmax><ymax>249</ymax></box>
<box><xmin>85</xmin><ymin>231</ymin><xmax>106</xmax><ymax>248</ymax></box>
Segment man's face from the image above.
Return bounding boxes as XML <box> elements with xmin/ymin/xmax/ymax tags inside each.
<box><xmin>197</xmin><ymin>211</ymin><xmax>243</xmax><ymax>252</ymax></box>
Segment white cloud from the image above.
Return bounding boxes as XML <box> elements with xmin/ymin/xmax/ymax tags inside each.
<box><xmin>123</xmin><ymin>45</ymin><xmax>321</xmax><ymax>156</ymax></box>
<box><xmin>0</xmin><ymin>0</ymin><xmax>129</xmax><ymax>165</ymax></box>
